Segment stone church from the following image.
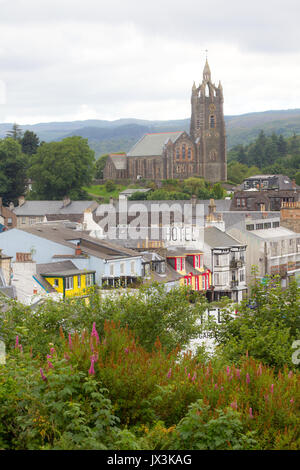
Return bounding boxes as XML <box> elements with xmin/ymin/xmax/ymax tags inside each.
<box><xmin>103</xmin><ymin>60</ymin><xmax>227</xmax><ymax>183</ymax></box>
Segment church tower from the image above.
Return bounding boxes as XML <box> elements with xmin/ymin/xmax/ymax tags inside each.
<box><xmin>190</xmin><ymin>59</ymin><xmax>227</xmax><ymax>182</ymax></box>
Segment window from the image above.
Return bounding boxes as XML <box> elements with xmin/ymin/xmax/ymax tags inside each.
<box><xmin>175</xmin><ymin>148</ymin><xmax>180</xmax><ymax>160</ymax></box>
<box><xmin>120</xmin><ymin>262</ymin><xmax>125</xmax><ymax>275</ymax></box>
<box><xmin>182</xmin><ymin>145</ymin><xmax>186</xmax><ymax>159</ymax></box>
<box><xmin>130</xmin><ymin>261</ymin><xmax>135</xmax><ymax>275</ymax></box>
<box><xmin>54</xmin><ymin>279</ymin><xmax>59</xmax><ymax>287</ymax></box>
<box><xmin>77</xmin><ymin>276</ymin><xmax>81</xmax><ymax>288</ymax></box>
<box><xmin>264</xmin><ymin>222</ymin><xmax>271</xmax><ymax>229</ymax></box>
<box><xmin>236</xmin><ymin>198</ymin><xmax>241</xmax><ymax>207</ymax></box>
<box><xmin>256</xmin><ymin>223</ymin><xmax>263</xmax><ymax>230</ymax></box>
<box><xmin>272</xmin><ymin>221</ymin><xmax>280</xmax><ymax>228</ymax></box>
<box><xmin>215</xmin><ymin>254</ymin><xmax>220</xmax><ymax>266</ymax></box>
<box><xmin>21</xmin><ymin>217</ymin><xmax>26</xmax><ymax>224</ymax></box>
<box><xmin>239</xmin><ymin>269</ymin><xmax>245</xmax><ymax>282</ymax></box>
<box><xmin>188</xmin><ymin>148</ymin><xmax>192</xmax><ymax>159</ymax></box>
<box><xmin>109</xmin><ymin>263</ymin><xmax>115</xmax><ymax>276</ymax></box>
<box><xmin>246</xmin><ymin>224</ymin><xmax>254</xmax><ymax>231</ymax></box>
<box><xmin>195</xmin><ymin>255</ymin><xmax>199</xmax><ymax>268</ymax></box>
<box><xmin>210</xmin><ymin>115</ymin><xmax>215</xmax><ymax>128</ymax></box>
<box><xmin>196</xmin><ymin>119</ymin><xmax>200</xmax><ymax>129</ymax></box>
<box><xmin>7</xmin><ymin>218</ymin><xmax>12</xmax><ymax>225</ymax></box>
<box><xmin>86</xmin><ymin>273</ymin><xmax>94</xmax><ymax>287</ymax></box>
<box><xmin>65</xmin><ymin>277</ymin><xmax>73</xmax><ymax>290</ymax></box>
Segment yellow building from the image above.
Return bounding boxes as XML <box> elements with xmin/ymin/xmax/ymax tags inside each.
<box><xmin>36</xmin><ymin>261</ymin><xmax>96</xmax><ymax>298</ymax></box>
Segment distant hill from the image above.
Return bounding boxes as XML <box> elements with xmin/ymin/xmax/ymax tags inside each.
<box><xmin>1</xmin><ymin>109</ymin><xmax>300</xmax><ymax>157</ymax></box>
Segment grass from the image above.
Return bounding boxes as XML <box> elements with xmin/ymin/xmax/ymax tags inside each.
<box><xmin>83</xmin><ymin>183</ymin><xmax>145</xmax><ymax>202</ymax></box>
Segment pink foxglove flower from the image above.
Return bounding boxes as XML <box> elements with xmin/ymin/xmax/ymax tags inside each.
<box><xmin>236</xmin><ymin>369</ymin><xmax>241</xmax><ymax>379</ymax></box>
<box><xmin>249</xmin><ymin>407</ymin><xmax>253</xmax><ymax>419</ymax></box>
<box><xmin>192</xmin><ymin>372</ymin><xmax>196</xmax><ymax>382</ymax></box>
<box><xmin>270</xmin><ymin>384</ymin><xmax>274</xmax><ymax>394</ymax></box>
<box><xmin>88</xmin><ymin>357</ymin><xmax>95</xmax><ymax>375</ymax></box>
<box><xmin>290</xmin><ymin>398</ymin><xmax>294</xmax><ymax>404</ymax></box>
<box><xmin>91</xmin><ymin>322</ymin><xmax>100</xmax><ymax>345</ymax></box>
<box><xmin>124</xmin><ymin>347</ymin><xmax>129</xmax><ymax>354</ymax></box>
<box><xmin>15</xmin><ymin>335</ymin><xmax>19</xmax><ymax>349</ymax></box>
<box><xmin>167</xmin><ymin>368</ymin><xmax>172</xmax><ymax>378</ymax></box>
<box><xmin>246</xmin><ymin>373</ymin><xmax>250</xmax><ymax>384</ymax></box>
<box><xmin>68</xmin><ymin>333</ymin><xmax>72</xmax><ymax>349</ymax></box>
<box><xmin>226</xmin><ymin>366</ymin><xmax>230</xmax><ymax>376</ymax></box>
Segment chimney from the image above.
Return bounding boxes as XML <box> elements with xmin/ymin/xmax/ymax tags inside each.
<box><xmin>75</xmin><ymin>242</ymin><xmax>82</xmax><ymax>256</ymax></box>
<box><xmin>63</xmin><ymin>196</ymin><xmax>71</xmax><ymax>207</ymax></box>
<box><xmin>208</xmin><ymin>198</ymin><xmax>216</xmax><ymax>215</ymax></box>
<box><xmin>191</xmin><ymin>194</ymin><xmax>197</xmax><ymax>206</ymax></box>
<box><xmin>16</xmin><ymin>252</ymin><xmax>33</xmax><ymax>262</ymax></box>
<box><xmin>18</xmin><ymin>196</ymin><xmax>25</xmax><ymax>207</ymax></box>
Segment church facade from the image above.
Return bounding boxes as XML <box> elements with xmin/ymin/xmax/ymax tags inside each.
<box><xmin>103</xmin><ymin>60</ymin><xmax>227</xmax><ymax>183</ymax></box>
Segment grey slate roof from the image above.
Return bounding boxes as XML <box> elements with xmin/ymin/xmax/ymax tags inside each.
<box><xmin>21</xmin><ymin>222</ymin><xmax>141</xmax><ymax>260</ymax></box>
<box><xmin>13</xmin><ymin>200</ymin><xmax>97</xmax><ymax>216</ymax></box>
<box><xmin>127</xmin><ymin>131</ymin><xmax>184</xmax><ymax>157</ymax></box>
<box><xmin>204</xmin><ymin>226</ymin><xmax>244</xmax><ymax>248</ymax></box>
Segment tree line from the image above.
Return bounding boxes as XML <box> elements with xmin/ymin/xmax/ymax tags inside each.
<box><xmin>228</xmin><ymin>131</ymin><xmax>300</xmax><ymax>184</ymax></box>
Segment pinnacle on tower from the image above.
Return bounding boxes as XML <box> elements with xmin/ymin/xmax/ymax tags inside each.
<box><xmin>203</xmin><ymin>58</ymin><xmax>211</xmax><ymax>82</ymax></box>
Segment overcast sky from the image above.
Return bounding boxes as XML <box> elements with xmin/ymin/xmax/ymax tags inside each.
<box><xmin>0</xmin><ymin>0</ymin><xmax>299</xmax><ymax>124</ymax></box>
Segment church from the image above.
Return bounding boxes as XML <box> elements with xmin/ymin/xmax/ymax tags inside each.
<box><xmin>103</xmin><ymin>59</ymin><xmax>227</xmax><ymax>183</ymax></box>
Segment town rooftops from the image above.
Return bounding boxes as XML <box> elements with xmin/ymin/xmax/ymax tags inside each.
<box><xmin>249</xmin><ymin>226</ymin><xmax>297</xmax><ymax>240</ymax></box>
<box><xmin>37</xmin><ymin>260</ymin><xmax>95</xmax><ymax>278</ymax></box>
<box><xmin>204</xmin><ymin>226</ymin><xmax>245</xmax><ymax>248</ymax></box>
<box><xmin>20</xmin><ymin>222</ymin><xmax>141</xmax><ymax>260</ymax></box>
<box><xmin>13</xmin><ymin>200</ymin><xmax>98</xmax><ymax>216</ymax></box>
<box><xmin>127</xmin><ymin>131</ymin><xmax>184</xmax><ymax>157</ymax></box>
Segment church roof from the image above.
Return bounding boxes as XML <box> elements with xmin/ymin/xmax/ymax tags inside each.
<box><xmin>109</xmin><ymin>153</ymin><xmax>127</xmax><ymax>170</ymax></box>
<box><xmin>127</xmin><ymin>131</ymin><xmax>184</xmax><ymax>157</ymax></box>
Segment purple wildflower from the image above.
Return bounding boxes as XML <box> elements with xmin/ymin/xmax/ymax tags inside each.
<box><xmin>15</xmin><ymin>335</ymin><xmax>19</xmax><ymax>349</ymax></box>
<box><xmin>236</xmin><ymin>369</ymin><xmax>241</xmax><ymax>379</ymax></box>
<box><xmin>124</xmin><ymin>347</ymin><xmax>129</xmax><ymax>354</ymax></box>
<box><xmin>47</xmin><ymin>361</ymin><xmax>54</xmax><ymax>369</ymax></box>
<box><xmin>40</xmin><ymin>368</ymin><xmax>47</xmax><ymax>382</ymax></box>
<box><xmin>246</xmin><ymin>373</ymin><xmax>250</xmax><ymax>384</ymax></box>
<box><xmin>270</xmin><ymin>384</ymin><xmax>274</xmax><ymax>394</ymax></box>
<box><xmin>167</xmin><ymin>368</ymin><xmax>172</xmax><ymax>379</ymax></box>
<box><xmin>192</xmin><ymin>372</ymin><xmax>196</xmax><ymax>382</ymax></box>
<box><xmin>290</xmin><ymin>398</ymin><xmax>294</xmax><ymax>404</ymax></box>
<box><xmin>68</xmin><ymin>333</ymin><xmax>72</xmax><ymax>349</ymax></box>
<box><xmin>249</xmin><ymin>407</ymin><xmax>253</xmax><ymax>419</ymax></box>
<box><xmin>226</xmin><ymin>366</ymin><xmax>230</xmax><ymax>376</ymax></box>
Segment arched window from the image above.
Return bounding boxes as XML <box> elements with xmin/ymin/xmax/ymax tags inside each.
<box><xmin>182</xmin><ymin>145</ymin><xmax>186</xmax><ymax>159</ymax></box>
<box><xmin>210</xmin><ymin>115</ymin><xmax>215</xmax><ymax>128</ymax></box>
<box><xmin>205</xmin><ymin>84</ymin><xmax>210</xmax><ymax>97</ymax></box>
<box><xmin>188</xmin><ymin>148</ymin><xmax>192</xmax><ymax>159</ymax></box>
<box><xmin>175</xmin><ymin>148</ymin><xmax>180</xmax><ymax>160</ymax></box>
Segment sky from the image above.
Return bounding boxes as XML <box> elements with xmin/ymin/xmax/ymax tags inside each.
<box><xmin>0</xmin><ymin>0</ymin><xmax>300</xmax><ymax>124</ymax></box>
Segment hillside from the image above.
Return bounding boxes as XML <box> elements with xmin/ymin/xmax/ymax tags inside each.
<box><xmin>1</xmin><ymin>109</ymin><xmax>300</xmax><ymax>157</ymax></box>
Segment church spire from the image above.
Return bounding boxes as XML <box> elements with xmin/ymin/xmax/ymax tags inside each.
<box><xmin>203</xmin><ymin>58</ymin><xmax>211</xmax><ymax>82</ymax></box>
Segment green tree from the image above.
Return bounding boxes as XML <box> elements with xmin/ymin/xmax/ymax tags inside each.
<box><xmin>211</xmin><ymin>275</ymin><xmax>300</xmax><ymax>370</ymax></box>
<box><xmin>94</xmin><ymin>154</ymin><xmax>109</xmax><ymax>179</ymax></box>
<box><xmin>29</xmin><ymin>136</ymin><xmax>95</xmax><ymax>200</ymax></box>
<box><xmin>0</xmin><ymin>138</ymin><xmax>27</xmax><ymax>204</ymax></box>
<box><xmin>21</xmin><ymin>130</ymin><xmax>40</xmax><ymax>155</ymax></box>
<box><xmin>6</xmin><ymin>123</ymin><xmax>23</xmax><ymax>142</ymax></box>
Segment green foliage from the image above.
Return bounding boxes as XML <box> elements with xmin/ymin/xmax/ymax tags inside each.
<box><xmin>21</xmin><ymin>130</ymin><xmax>40</xmax><ymax>156</ymax></box>
<box><xmin>6</xmin><ymin>123</ymin><xmax>23</xmax><ymax>141</ymax></box>
<box><xmin>94</xmin><ymin>154</ymin><xmax>108</xmax><ymax>179</ymax></box>
<box><xmin>171</xmin><ymin>400</ymin><xmax>257</xmax><ymax>450</ymax></box>
<box><xmin>228</xmin><ymin>131</ymin><xmax>300</xmax><ymax>182</ymax></box>
<box><xmin>0</xmin><ymin>138</ymin><xmax>28</xmax><ymax>204</ymax></box>
<box><xmin>105</xmin><ymin>179</ymin><xmax>116</xmax><ymax>193</ymax></box>
<box><xmin>29</xmin><ymin>136</ymin><xmax>95</xmax><ymax>200</ymax></box>
<box><xmin>210</xmin><ymin>276</ymin><xmax>300</xmax><ymax>370</ymax></box>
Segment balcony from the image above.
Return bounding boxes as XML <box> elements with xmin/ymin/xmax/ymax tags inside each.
<box><xmin>230</xmin><ymin>259</ymin><xmax>244</xmax><ymax>269</ymax></box>
<box><xmin>231</xmin><ymin>280</ymin><xmax>239</xmax><ymax>288</ymax></box>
